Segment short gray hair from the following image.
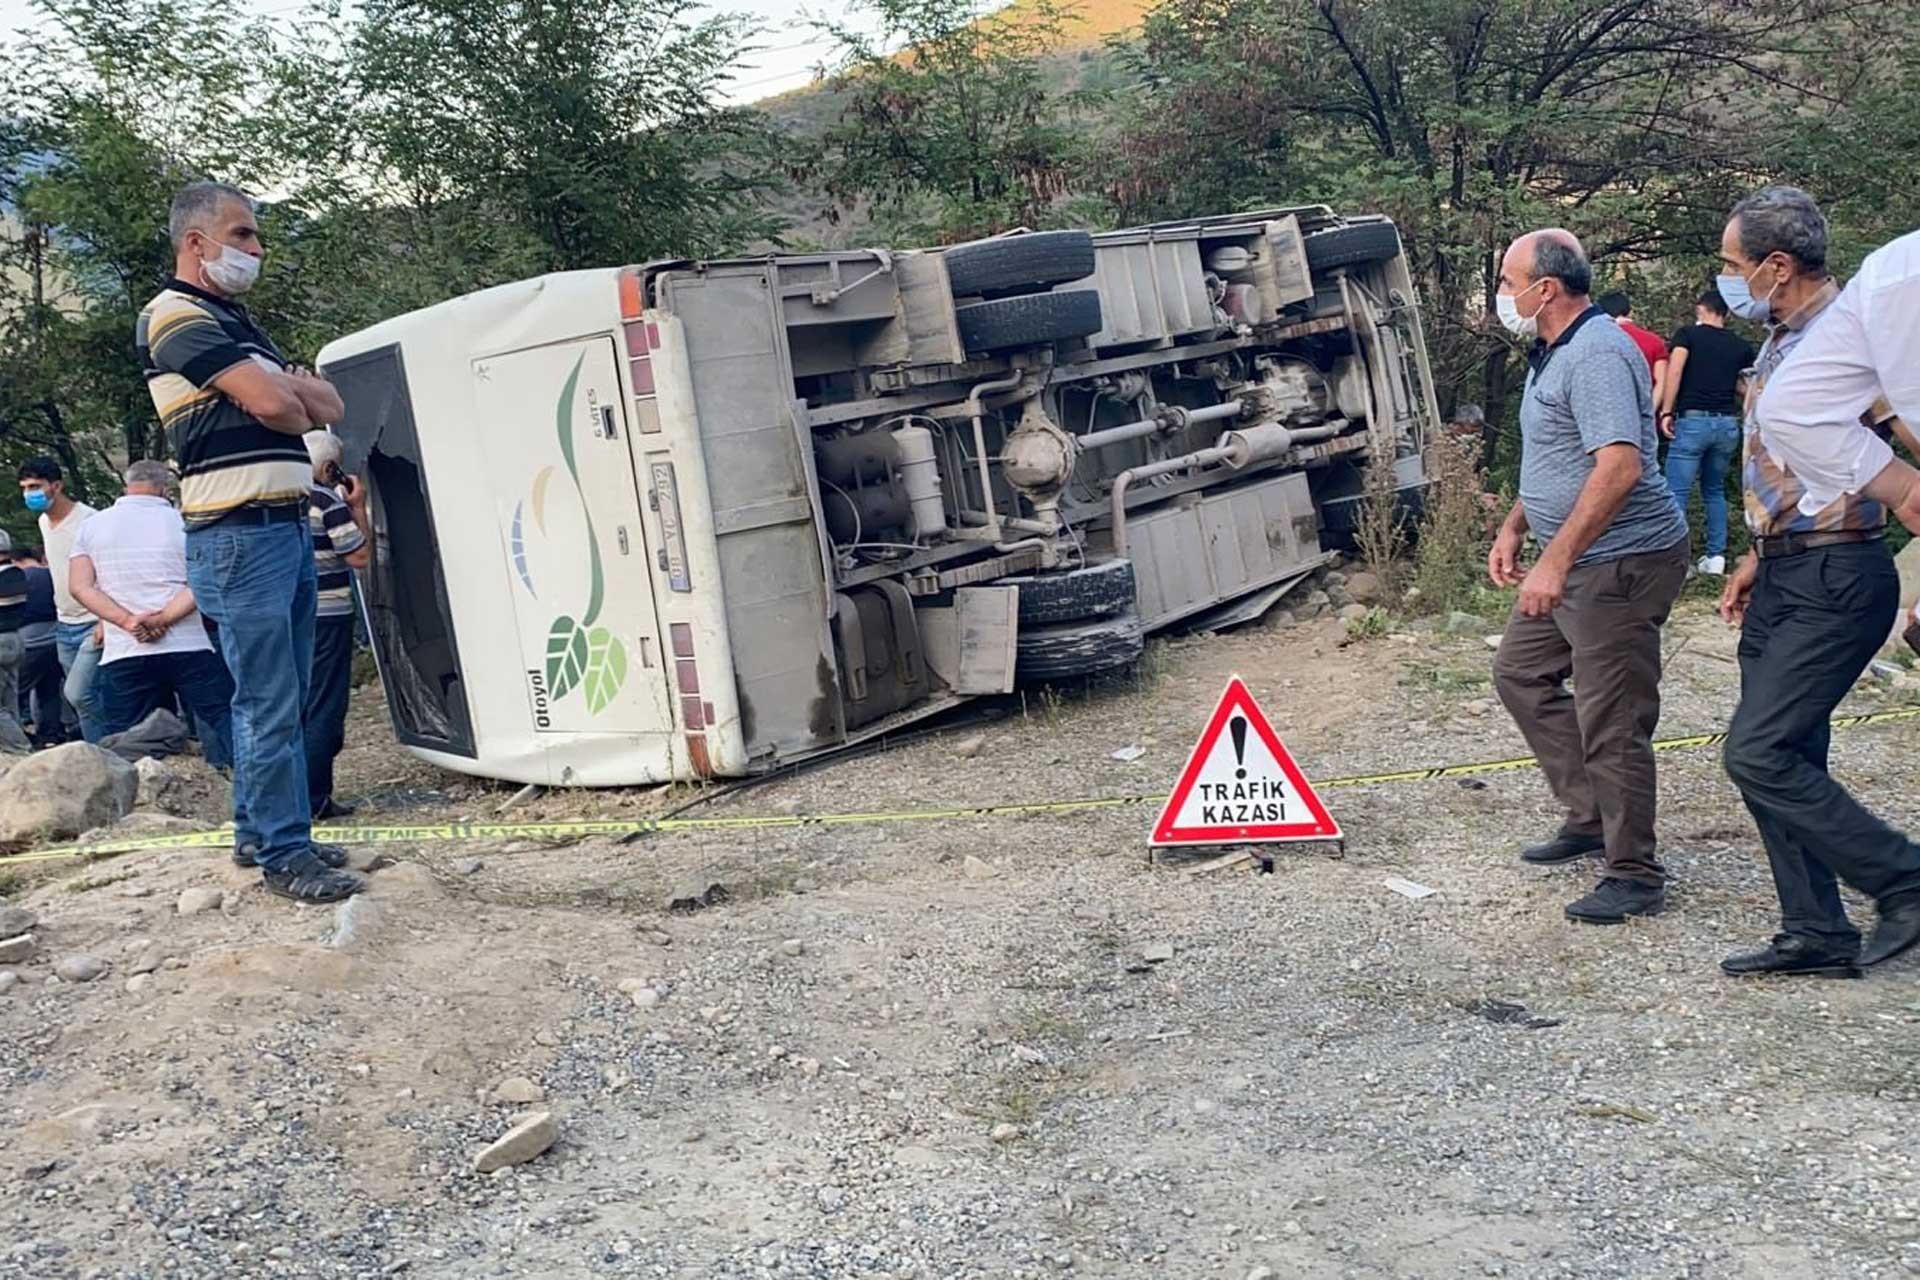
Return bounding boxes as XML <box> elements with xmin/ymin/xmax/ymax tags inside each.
<box><xmin>1451</xmin><ymin>402</ymin><xmax>1485</xmax><ymax>426</ymax></box>
<box><xmin>1731</xmin><ymin>185</ymin><xmax>1828</xmax><ymax>271</ymax></box>
<box><xmin>125</xmin><ymin>459</ymin><xmax>175</xmax><ymax>492</ymax></box>
<box><xmin>168</xmin><ymin>181</ymin><xmax>253</xmax><ymax>248</ymax></box>
<box><xmin>1531</xmin><ymin>234</ymin><xmax>1592</xmax><ymax>296</ymax></box>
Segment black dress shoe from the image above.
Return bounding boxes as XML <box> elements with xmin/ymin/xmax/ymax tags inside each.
<box><xmin>234</xmin><ymin>841</ymin><xmax>351</xmax><ymax>870</ymax></box>
<box><xmin>1521</xmin><ymin>829</ymin><xmax>1606</xmax><ymax>865</ymax></box>
<box><xmin>313</xmin><ymin>797</ymin><xmax>357</xmax><ymax>821</ymax></box>
<box><xmin>1862</xmin><ymin>897</ymin><xmax>1920</xmax><ymax>967</ymax></box>
<box><xmin>1721</xmin><ymin>935</ymin><xmax>1861</xmax><ymax>979</ymax></box>
<box><xmin>1565</xmin><ymin>876</ymin><xmax>1664</xmax><ymax>925</ymax></box>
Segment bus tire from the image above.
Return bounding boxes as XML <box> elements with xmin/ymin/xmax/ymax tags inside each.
<box><xmin>1015</xmin><ymin>611</ymin><xmax>1146</xmax><ymax>683</ymax></box>
<box><xmin>944</xmin><ymin>231</ymin><xmax>1097</xmax><ymax>299</ymax></box>
<box><xmin>956</xmin><ymin>290</ymin><xmax>1104</xmax><ymax>354</ymax></box>
<box><xmin>1000</xmin><ymin>558</ymin><xmax>1136</xmax><ymax>625</ymax></box>
<box><xmin>1303</xmin><ymin>221</ymin><xmax>1402</xmax><ymax>273</ymax></box>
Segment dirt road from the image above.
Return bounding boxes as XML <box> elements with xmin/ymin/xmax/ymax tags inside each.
<box><xmin>3</xmin><ymin>597</ymin><xmax>1919</xmax><ymax>1279</ymax></box>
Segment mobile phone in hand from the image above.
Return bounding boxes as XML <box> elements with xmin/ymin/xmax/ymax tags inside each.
<box><xmin>324</xmin><ymin>462</ymin><xmax>345</xmax><ymax>488</ymax></box>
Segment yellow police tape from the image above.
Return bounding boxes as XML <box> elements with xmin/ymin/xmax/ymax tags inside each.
<box><xmin>5</xmin><ymin>705</ymin><xmax>1916</xmax><ymax>869</ymax></box>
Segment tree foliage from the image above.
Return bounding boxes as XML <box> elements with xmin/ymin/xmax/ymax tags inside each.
<box><xmin>814</xmin><ymin>0</ymin><xmax>1107</xmax><ymax>242</ymax></box>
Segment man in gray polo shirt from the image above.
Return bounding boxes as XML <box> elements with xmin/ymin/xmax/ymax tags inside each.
<box><xmin>1488</xmin><ymin>228</ymin><xmax>1690</xmax><ymax>925</ymax></box>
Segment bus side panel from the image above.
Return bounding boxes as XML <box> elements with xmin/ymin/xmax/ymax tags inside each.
<box><xmin>654</xmin><ymin>270</ymin><xmax>838</xmax><ymax>764</ymax></box>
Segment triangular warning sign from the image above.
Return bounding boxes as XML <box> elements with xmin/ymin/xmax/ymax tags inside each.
<box><xmin>1151</xmin><ymin>675</ymin><xmax>1341</xmax><ymax>846</ymax></box>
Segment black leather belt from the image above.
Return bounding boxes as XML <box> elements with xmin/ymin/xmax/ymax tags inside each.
<box><xmin>1752</xmin><ymin>528</ymin><xmax>1883</xmax><ymax>559</ymax></box>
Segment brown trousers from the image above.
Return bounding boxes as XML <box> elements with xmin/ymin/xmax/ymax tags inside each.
<box><xmin>1492</xmin><ymin>539</ymin><xmax>1689</xmax><ymax>886</ymax></box>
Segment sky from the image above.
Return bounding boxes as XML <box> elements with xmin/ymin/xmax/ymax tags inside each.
<box><xmin>0</xmin><ymin>0</ymin><xmax>870</xmax><ymax>103</ymax></box>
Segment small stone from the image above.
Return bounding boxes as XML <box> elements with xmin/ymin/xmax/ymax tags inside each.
<box><xmin>176</xmin><ymin>886</ymin><xmax>225</xmax><ymax>916</ymax></box>
<box><xmin>1192</xmin><ymin>1097</ymin><xmax>1217</xmax><ymax>1115</ymax></box>
<box><xmin>1142</xmin><ymin>941</ymin><xmax>1176</xmax><ymax>964</ymax></box>
<box><xmin>533</xmin><ymin>1030</ymin><xmax>559</xmax><ymax>1047</ymax></box>
<box><xmin>162</xmin><ymin>956</ymin><xmax>188</xmax><ymax>971</ymax></box>
<box><xmin>665</xmin><ymin>875</ymin><xmax>728</xmax><ymax>913</ymax></box>
<box><xmin>1268</xmin><ymin>609</ymin><xmax>1299</xmax><ymax>629</ymax></box>
<box><xmin>616</xmin><ymin>977</ymin><xmax>650</xmax><ymax>994</ymax></box>
<box><xmin>962</xmin><ymin>855</ymin><xmax>997</xmax><ymax>881</ymax></box>
<box><xmin>0</xmin><ymin>934</ymin><xmax>36</xmax><ymax>964</ymax></box>
<box><xmin>0</xmin><ymin>906</ymin><xmax>36</xmax><ymax>936</ymax></box>
<box><xmin>1463</xmin><ymin>699</ymin><xmax>1492</xmax><ymax>718</ymax></box>
<box><xmin>795</xmin><ymin>1057</ymin><xmax>822</xmax><ymax>1077</ymax></box>
<box><xmin>1304</xmin><ymin>590</ymin><xmax>1332</xmax><ymax>610</ymax></box>
<box><xmin>990</xmin><ymin>1122</ymin><xmax>1022</xmax><ymax>1143</ymax></box>
<box><xmin>641</xmin><ymin>929</ymin><xmax>672</xmax><ymax>947</ymax></box>
<box><xmin>793</xmin><ymin>876</ymin><xmax>819</xmax><ymax>893</ymax></box>
<box><xmin>0</xmin><ymin>971</ymin><xmax>17</xmax><ymax>995</ymax></box>
<box><xmin>1337</xmin><ymin>603</ymin><xmax>1370</xmax><ymax>621</ymax></box>
<box><xmin>489</xmin><ymin>1076</ymin><xmax>545</xmax><ymax>1105</ymax></box>
<box><xmin>125</xmin><ymin>973</ymin><xmax>152</xmax><ymax>995</ymax></box>
<box><xmin>630</xmin><ymin>987</ymin><xmax>662</xmax><ymax>1010</ymax></box>
<box><xmin>1484</xmin><ymin>633</ymin><xmax>1505</xmax><ymax>651</ymax></box>
<box><xmin>1328</xmin><ymin>587</ymin><xmax>1354</xmax><ymax>608</ymax></box>
<box><xmin>473</xmin><ymin>1110</ymin><xmax>556</xmax><ymax>1173</ymax></box>
<box><xmin>1321</xmin><ymin>569</ymin><xmax>1348</xmax><ymax>587</ymax></box>
<box><xmin>456</xmin><ymin>858</ymin><xmax>484</xmax><ymax>875</ymax></box>
<box><xmin>1346</xmin><ymin>571</ymin><xmax>1382</xmax><ymax>603</ymax></box>
<box><xmin>53</xmin><ymin>954</ymin><xmax>108</xmax><ymax>983</ymax></box>
<box><xmin>1443</xmin><ymin>611</ymin><xmax>1481</xmax><ymax>635</ymax></box>
<box><xmin>119</xmin><ymin>883</ymin><xmax>153</xmax><ymax>899</ymax></box>
<box><xmin>128</xmin><ymin>953</ymin><xmax>161</xmax><ymax>975</ymax></box>
<box><xmin>817</xmin><ymin>1185</ymin><xmax>847</xmax><ymax>1213</ymax></box>
<box><xmin>1246</xmin><ymin>1268</ymin><xmax>1277</xmax><ymax>1280</ymax></box>
<box><xmin>953</xmin><ymin>733</ymin><xmax>987</xmax><ymax>759</ymax></box>
<box><xmin>780</xmin><ymin>939</ymin><xmax>805</xmax><ymax>957</ymax></box>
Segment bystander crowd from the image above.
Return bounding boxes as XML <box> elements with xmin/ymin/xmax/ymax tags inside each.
<box><xmin>0</xmin><ymin>534</ymin><xmax>30</xmax><ymax>753</ymax></box>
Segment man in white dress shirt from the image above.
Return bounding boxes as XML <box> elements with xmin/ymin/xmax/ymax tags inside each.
<box><xmin>1720</xmin><ymin>195</ymin><xmax>1920</xmax><ymax>974</ymax></box>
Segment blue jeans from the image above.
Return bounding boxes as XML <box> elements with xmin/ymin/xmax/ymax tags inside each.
<box><xmin>94</xmin><ymin>650</ymin><xmax>237</xmax><ymax>769</ymax></box>
<box><xmin>305</xmin><ymin>614</ymin><xmax>355</xmax><ymax>814</ymax></box>
<box><xmin>1665</xmin><ymin>412</ymin><xmax>1740</xmax><ymax>557</ymax></box>
<box><xmin>54</xmin><ymin>619</ymin><xmax>105</xmax><ymax>742</ymax></box>
<box><xmin>185</xmin><ymin>519</ymin><xmax>316</xmax><ymax>872</ymax></box>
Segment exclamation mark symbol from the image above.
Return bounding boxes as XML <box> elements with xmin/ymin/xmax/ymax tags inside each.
<box><xmin>1229</xmin><ymin>715</ymin><xmax>1248</xmax><ymax>780</ymax></box>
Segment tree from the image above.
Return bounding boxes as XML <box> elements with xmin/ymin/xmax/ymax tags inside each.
<box><xmin>814</xmin><ymin>0</ymin><xmax>1107</xmax><ymax>243</ymax></box>
<box><xmin>1107</xmin><ymin>0</ymin><xmax>1852</xmax><ymax>456</ymax></box>
<box><xmin>260</xmin><ymin>0</ymin><xmax>785</xmax><ymax>276</ymax></box>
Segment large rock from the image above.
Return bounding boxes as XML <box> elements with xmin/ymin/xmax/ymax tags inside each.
<box><xmin>473</xmin><ymin>1110</ymin><xmax>556</xmax><ymax>1173</ymax></box>
<box><xmin>1346</xmin><ymin>571</ymin><xmax>1383</xmax><ymax>604</ymax></box>
<box><xmin>0</xmin><ymin>906</ymin><xmax>36</xmax><ymax>937</ymax></box>
<box><xmin>0</xmin><ymin>744</ymin><xmax>137</xmax><ymax>842</ymax></box>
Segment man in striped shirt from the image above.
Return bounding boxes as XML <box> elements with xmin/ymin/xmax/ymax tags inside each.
<box><xmin>135</xmin><ymin>181</ymin><xmax>362</xmax><ymax>905</ymax></box>
<box><xmin>303</xmin><ymin>431</ymin><xmax>369</xmax><ymax>822</ymax></box>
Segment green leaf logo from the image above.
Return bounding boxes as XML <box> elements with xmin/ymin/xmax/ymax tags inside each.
<box><xmin>581</xmin><ymin>626</ymin><xmax>629</xmax><ymax>714</ymax></box>
<box><xmin>545</xmin><ymin>615</ymin><xmax>589</xmax><ymax>701</ymax></box>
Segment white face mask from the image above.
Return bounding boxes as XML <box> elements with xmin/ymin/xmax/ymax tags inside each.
<box><xmin>1496</xmin><ymin>279</ymin><xmax>1546</xmax><ymax>339</ymax></box>
<box><xmin>198</xmin><ymin>237</ymin><xmax>262</xmax><ymax>295</ymax></box>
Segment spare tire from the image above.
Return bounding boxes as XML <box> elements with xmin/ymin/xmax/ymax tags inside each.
<box><xmin>1016</xmin><ymin>610</ymin><xmax>1146</xmax><ymax>683</ymax></box>
<box><xmin>956</xmin><ymin>290</ymin><xmax>1104</xmax><ymax>354</ymax></box>
<box><xmin>1303</xmin><ymin>221</ymin><xmax>1402</xmax><ymax>273</ymax></box>
<box><xmin>944</xmin><ymin>231</ymin><xmax>1097</xmax><ymax>299</ymax></box>
<box><xmin>1000</xmin><ymin>558</ymin><xmax>1136</xmax><ymax>625</ymax></box>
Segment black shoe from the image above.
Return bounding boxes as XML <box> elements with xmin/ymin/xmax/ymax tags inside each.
<box><xmin>1862</xmin><ymin>897</ymin><xmax>1920</xmax><ymax>967</ymax></box>
<box><xmin>1521</xmin><ymin>829</ymin><xmax>1606</xmax><ymax>866</ymax></box>
<box><xmin>1721</xmin><ymin>935</ymin><xmax>1862</xmax><ymax>979</ymax></box>
<box><xmin>262</xmin><ymin>859</ymin><xmax>365</xmax><ymax>904</ymax></box>
<box><xmin>235</xmin><ymin>841</ymin><xmax>350</xmax><ymax>870</ymax></box>
<box><xmin>1565</xmin><ymin>877</ymin><xmax>1665</xmax><ymax>925</ymax></box>
<box><xmin>313</xmin><ymin>797</ymin><xmax>357</xmax><ymax>821</ymax></box>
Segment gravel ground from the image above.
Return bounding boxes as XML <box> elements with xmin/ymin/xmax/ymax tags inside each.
<box><xmin>3</xmin><ymin>589</ymin><xmax>1920</xmax><ymax>1280</ymax></box>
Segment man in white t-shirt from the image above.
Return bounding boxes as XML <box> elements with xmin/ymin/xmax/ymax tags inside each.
<box><xmin>66</xmin><ymin>461</ymin><xmax>233</xmax><ymax>767</ymax></box>
<box><xmin>17</xmin><ymin>455</ymin><xmax>102</xmax><ymax>742</ymax></box>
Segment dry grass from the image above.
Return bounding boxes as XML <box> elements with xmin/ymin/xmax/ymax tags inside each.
<box><xmin>1411</xmin><ymin>434</ymin><xmax>1492</xmax><ymax>617</ymax></box>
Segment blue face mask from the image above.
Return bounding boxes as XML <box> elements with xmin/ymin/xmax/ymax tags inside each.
<box><xmin>1716</xmin><ymin>262</ymin><xmax>1778</xmax><ymax>324</ymax></box>
<box><xmin>23</xmin><ymin>489</ymin><xmax>50</xmax><ymax>514</ymax></box>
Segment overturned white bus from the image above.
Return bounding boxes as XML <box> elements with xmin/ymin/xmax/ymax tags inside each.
<box><xmin>317</xmin><ymin>208</ymin><xmax>1441</xmax><ymax>785</ymax></box>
